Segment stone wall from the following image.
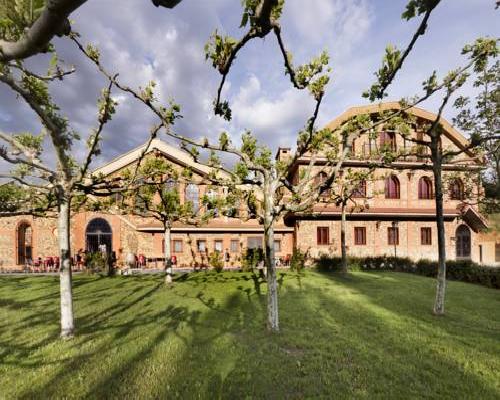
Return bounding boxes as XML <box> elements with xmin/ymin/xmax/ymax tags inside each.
<box><xmin>296</xmin><ymin>218</ymin><xmax>481</xmax><ymax>263</ymax></box>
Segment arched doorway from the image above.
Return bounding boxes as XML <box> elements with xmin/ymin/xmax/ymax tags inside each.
<box><xmin>456</xmin><ymin>225</ymin><xmax>471</xmax><ymax>259</ymax></box>
<box><xmin>17</xmin><ymin>222</ymin><xmax>32</xmax><ymax>265</ymax></box>
<box><xmin>86</xmin><ymin>218</ymin><xmax>112</xmax><ymax>253</ymax></box>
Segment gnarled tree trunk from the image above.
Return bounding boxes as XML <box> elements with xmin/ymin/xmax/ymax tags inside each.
<box><xmin>58</xmin><ymin>197</ymin><xmax>74</xmax><ymax>338</ymax></box>
<box><xmin>164</xmin><ymin>223</ymin><xmax>172</xmax><ymax>285</ymax></box>
<box><xmin>432</xmin><ymin>148</ymin><xmax>446</xmax><ymax>315</ymax></box>
<box><xmin>263</xmin><ymin>181</ymin><xmax>279</xmax><ymax>332</ymax></box>
<box><xmin>340</xmin><ymin>200</ymin><xmax>348</xmax><ymax>274</ymax></box>
<box><xmin>264</xmin><ymin>220</ymin><xmax>279</xmax><ymax>332</ymax></box>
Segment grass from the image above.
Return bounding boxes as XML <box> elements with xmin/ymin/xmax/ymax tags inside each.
<box><xmin>0</xmin><ymin>270</ymin><xmax>499</xmax><ymax>399</ymax></box>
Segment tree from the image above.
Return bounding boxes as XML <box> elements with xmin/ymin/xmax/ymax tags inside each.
<box><xmin>0</xmin><ymin>55</ymin><xmax>122</xmax><ymax>337</ymax></box>
<box><xmin>330</xmin><ymin>168</ymin><xmax>376</xmax><ymax>274</ymax></box>
<box><xmin>0</xmin><ymin>0</ymin><xmax>183</xmax><ymax>62</ymax></box>
<box><xmin>366</xmin><ymin>38</ymin><xmax>498</xmax><ymax>315</ymax></box>
<box><xmin>114</xmin><ymin>156</ymin><xmax>225</xmax><ymax>284</ymax></box>
<box><xmin>454</xmin><ymin>60</ymin><xmax>500</xmax><ymax>213</ymax></box>
<box><xmin>73</xmin><ymin>0</ymin><xmax>454</xmax><ymax>332</ymax></box>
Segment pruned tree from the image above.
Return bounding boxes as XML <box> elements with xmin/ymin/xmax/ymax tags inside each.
<box><xmin>0</xmin><ymin>51</ymin><xmax>127</xmax><ymax>336</ymax></box>
<box><xmin>0</xmin><ymin>0</ymin><xmax>183</xmax><ymax>62</ymax></box>
<box><xmin>73</xmin><ymin>0</ymin><xmax>457</xmax><ymax>332</ymax></box>
<box><xmin>328</xmin><ymin>167</ymin><xmax>377</xmax><ymax>274</ymax></box>
<box><xmin>366</xmin><ymin>37</ymin><xmax>498</xmax><ymax>315</ymax></box>
<box><xmin>454</xmin><ymin>60</ymin><xmax>500</xmax><ymax>213</ymax></box>
<box><xmin>113</xmin><ymin>156</ymin><xmax>227</xmax><ymax>284</ymax></box>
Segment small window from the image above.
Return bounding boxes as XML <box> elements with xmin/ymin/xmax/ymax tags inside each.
<box><xmin>385</xmin><ymin>176</ymin><xmax>400</xmax><ymax>199</ymax></box>
<box><xmin>352</xmin><ymin>180</ymin><xmax>367</xmax><ymax>198</ymax></box>
<box><xmin>274</xmin><ymin>240</ymin><xmax>281</xmax><ymax>253</ymax></box>
<box><xmin>495</xmin><ymin>243</ymin><xmax>500</xmax><ymax>262</ymax></box>
<box><xmin>317</xmin><ymin>227</ymin><xmax>329</xmax><ymax>245</ymax></box>
<box><xmin>380</xmin><ymin>131</ymin><xmax>397</xmax><ymax>151</ymax></box>
<box><xmin>354</xmin><ymin>227</ymin><xmax>366</xmax><ymax>245</ymax></box>
<box><xmin>165</xmin><ymin>178</ymin><xmax>177</xmax><ymax>192</ymax></box>
<box><xmin>173</xmin><ymin>239</ymin><xmax>183</xmax><ymax>253</ymax></box>
<box><xmin>230</xmin><ymin>239</ymin><xmax>239</xmax><ymax>253</ymax></box>
<box><xmin>247</xmin><ymin>237</ymin><xmax>263</xmax><ymax>249</ymax></box>
<box><xmin>185</xmin><ymin>184</ymin><xmax>200</xmax><ymax>213</ymax></box>
<box><xmin>214</xmin><ymin>240</ymin><xmax>223</xmax><ymax>253</ymax></box>
<box><xmin>388</xmin><ymin>227</ymin><xmax>399</xmax><ymax>245</ymax></box>
<box><xmin>197</xmin><ymin>240</ymin><xmax>206</xmax><ymax>253</ymax></box>
<box><xmin>418</xmin><ymin>177</ymin><xmax>433</xmax><ymax>199</ymax></box>
<box><xmin>315</xmin><ymin>171</ymin><xmax>331</xmax><ymax>196</ymax></box>
<box><xmin>420</xmin><ymin>228</ymin><xmax>432</xmax><ymax>245</ymax></box>
<box><xmin>450</xmin><ymin>179</ymin><xmax>464</xmax><ymax>200</ymax></box>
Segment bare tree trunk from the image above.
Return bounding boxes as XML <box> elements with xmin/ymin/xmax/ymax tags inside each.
<box><xmin>264</xmin><ymin>220</ymin><xmax>279</xmax><ymax>332</ymax></box>
<box><xmin>432</xmin><ymin>152</ymin><xmax>446</xmax><ymax>315</ymax></box>
<box><xmin>164</xmin><ymin>223</ymin><xmax>172</xmax><ymax>285</ymax></box>
<box><xmin>340</xmin><ymin>200</ymin><xmax>348</xmax><ymax>274</ymax></box>
<box><xmin>58</xmin><ymin>197</ymin><xmax>74</xmax><ymax>338</ymax></box>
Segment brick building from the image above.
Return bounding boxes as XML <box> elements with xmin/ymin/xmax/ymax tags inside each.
<box><xmin>0</xmin><ymin>103</ymin><xmax>498</xmax><ymax>270</ymax></box>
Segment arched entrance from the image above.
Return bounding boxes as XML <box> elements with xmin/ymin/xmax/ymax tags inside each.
<box><xmin>86</xmin><ymin>218</ymin><xmax>112</xmax><ymax>253</ymax></box>
<box><xmin>17</xmin><ymin>222</ymin><xmax>32</xmax><ymax>265</ymax></box>
<box><xmin>456</xmin><ymin>225</ymin><xmax>471</xmax><ymax>259</ymax></box>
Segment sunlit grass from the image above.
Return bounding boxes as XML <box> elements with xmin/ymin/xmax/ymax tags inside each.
<box><xmin>0</xmin><ymin>270</ymin><xmax>499</xmax><ymax>399</ymax></box>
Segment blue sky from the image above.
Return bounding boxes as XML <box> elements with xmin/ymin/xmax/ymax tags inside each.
<box><xmin>0</xmin><ymin>0</ymin><xmax>498</xmax><ymax>168</ymax></box>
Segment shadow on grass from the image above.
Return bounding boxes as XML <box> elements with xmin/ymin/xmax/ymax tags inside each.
<box><xmin>2</xmin><ymin>271</ymin><xmax>499</xmax><ymax>399</ymax></box>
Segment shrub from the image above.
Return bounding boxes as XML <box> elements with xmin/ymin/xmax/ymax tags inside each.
<box><xmin>290</xmin><ymin>248</ymin><xmax>306</xmax><ymax>272</ymax></box>
<box><xmin>241</xmin><ymin>248</ymin><xmax>263</xmax><ymax>272</ymax></box>
<box><xmin>85</xmin><ymin>252</ymin><xmax>105</xmax><ymax>273</ymax></box>
<box><xmin>314</xmin><ymin>255</ymin><xmax>499</xmax><ymax>289</ymax></box>
<box><xmin>209</xmin><ymin>252</ymin><xmax>224</xmax><ymax>273</ymax></box>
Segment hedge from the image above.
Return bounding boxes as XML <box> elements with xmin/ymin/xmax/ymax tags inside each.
<box><xmin>315</xmin><ymin>255</ymin><xmax>500</xmax><ymax>289</ymax></box>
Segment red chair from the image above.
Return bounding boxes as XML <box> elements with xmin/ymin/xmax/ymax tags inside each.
<box><xmin>44</xmin><ymin>257</ymin><xmax>54</xmax><ymax>272</ymax></box>
<box><xmin>33</xmin><ymin>257</ymin><xmax>42</xmax><ymax>273</ymax></box>
<box><xmin>138</xmin><ymin>254</ymin><xmax>146</xmax><ymax>268</ymax></box>
<box><xmin>54</xmin><ymin>257</ymin><xmax>60</xmax><ymax>271</ymax></box>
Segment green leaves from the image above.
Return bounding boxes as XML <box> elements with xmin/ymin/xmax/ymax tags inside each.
<box><xmin>218</xmin><ymin>131</ymin><xmax>230</xmax><ymax>151</ymax></box>
<box><xmin>0</xmin><ymin>0</ymin><xmax>45</xmax><ymax>41</ymax></box>
<box><xmin>293</xmin><ymin>50</ymin><xmax>331</xmax><ymax>97</ymax></box>
<box><xmin>462</xmin><ymin>37</ymin><xmax>499</xmax><ymax>73</ymax></box>
<box><xmin>97</xmin><ymin>88</ymin><xmax>118</xmax><ymax>124</ymax></box>
<box><xmin>422</xmin><ymin>71</ymin><xmax>438</xmax><ymax>96</ymax></box>
<box><xmin>13</xmin><ymin>132</ymin><xmax>43</xmax><ymax>154</ymax></box>
<box><xmin>205</xmin><ymin>30</ymin><xmax>237</xmax><ymax>73</ymax></box>
<box><xmin>85</xmin><ymin>43</ymin><xmax>100</xmax><ymax>63</ymax></box>
<box><xmin>139</xmin><ymin>80</ymin><xmax>157</xmax><ymax>104</ymax></box>
<box><xmin>402</xmin><ymin>0</ymin><xmax>440</xmax><ymax>20</ymax></box>
<box><xmin>363</xmin><ymin>44</ymin><xmax>402</xmax><ymax>101</ymax></box>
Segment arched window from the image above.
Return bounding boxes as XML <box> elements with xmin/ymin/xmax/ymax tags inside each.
<box><xmin>315</xmin><ymin>171</ymin><xmax>331</xmax><ymax>196</ymax></box>
<box><xmin>17</xmin><ymin>221</ymin><xmax>32</xmax><ymax>265</ymax></box>
<box><xmin>185</xmin><ymin>184</ymin><xmax>199</xmax><ymax>213</ymax></box>
<box><xmin>86</xmin><ymin>218</ymin><xmax>112</xmax><ymax>253</ymax></box>
<box><xmin>418</xmin><ymin>177</ymin><xmax>433</xmax><ymax>199</ymax></box>
<box><xmin>380</xmin><ymin>131</ymin><xmax>396</xmax><ymax>151</ymax></box>
<box><xmin>352</xmin><ymin>180</ymin><xmax>367</xmax><ymax>198</ymax></box>
<box><xmin>206</xmin><ymin>188</ymin><xmax>219</xmax><ymax>216</ymax></box>
<box><xmin>385</xmin><ymin>176</ymin><xmax>400</xmax><ymax>199</ymax></box>
<box><xmin>165</xmin><ymin>178</ymin><xmax>176</xmax><ymax>192</ymax></box>
<box><xmin>456</xmin><ymin>225</ymin><xmax>471</xmax><ymax>259</ymax></box>
<box><xmin>450</xmin><ymin>179</ymin><xmax>464</xmax><ymax>200</ymax></box>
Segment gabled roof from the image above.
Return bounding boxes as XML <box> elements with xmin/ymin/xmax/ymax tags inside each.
<box><xmin>91</xmin><ymin>138</ymin><xmax>213</xmax><ymax>177</ymax></box>
<box><xmin>324</xmin><ymin>102</ymin><xmax>479</xmax><ymax>161</ymax></box>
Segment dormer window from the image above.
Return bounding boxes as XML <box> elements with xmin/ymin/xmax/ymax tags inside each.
<box><xmin>315</xmin><ymin>171</ymin><xmax>331</xmax><ymax>197</ymax></box>
<box><xmin>450</xmin><ymin>179</ymin><xmax>464</xmax><ymax>200</ymax></box>
<box><xmin>380</xmin><ymin>131</ymin><xmax>397</xmax><ymax>151</ymax></box>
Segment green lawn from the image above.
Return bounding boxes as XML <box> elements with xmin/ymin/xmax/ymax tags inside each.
<box><xmin>0</xmin><ymin>271</ymin><xmax>499</xmax><ymax>399</ymax></box>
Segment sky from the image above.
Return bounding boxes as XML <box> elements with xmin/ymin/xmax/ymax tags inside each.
<box><xmin>0</xmin><ymin>0</ymin><xmax>499</xmax><ymax>170</ymax></box>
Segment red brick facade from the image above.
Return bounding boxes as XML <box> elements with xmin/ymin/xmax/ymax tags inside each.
<box><xmin>1</xmin><ymin>103</ymin><xmax>498</xmax><ymax>270</ymax></box>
